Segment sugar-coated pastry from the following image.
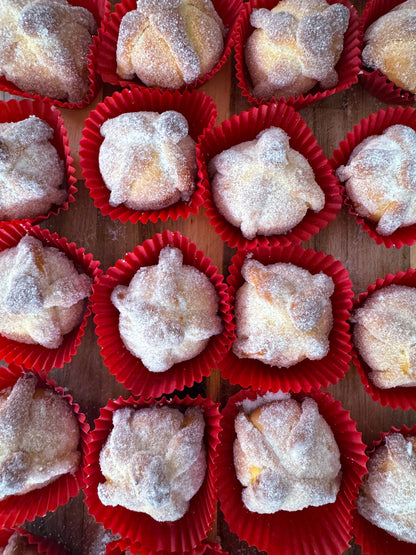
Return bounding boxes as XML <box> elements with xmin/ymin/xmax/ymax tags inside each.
<box><xmin>209</xmin><ymin>126</ymin><xmax>325</xmax><ymax>239</ymax></box>
<box><xmin>233</xmin><ymin>258</ymin><xmax>334</xmax><ymax>367</ymax></box>
<box><xmin>0</xmin><ymin>0</ymin><xmax>97</xmax><ymax>103</ymax></box>
<box><xmin>351</xmin><ymin>284</ymin><xmax>416</xmax><ymax>389</ymax></box>
<box><xmin>0</xmin><ymin>532</ymin><xmax>41</xmax><ymax>554</ymax></box>
<box><xmin>336</xmin><ymin>125</ymin><xmax>416</xmax><ymax>236</ymax></box>
<box><xmin>99</xmin><ymin>111</ymin><xmax>197</xmax><ymax>211</ymax></box>
<box><xmin>357</xmin><ymin>432</ymin><xmax>416</xmax><ymax>543</ymax></box>
<box><xmin>0</xmin><ymin>116</ymin><xmax>66</xmax><ymax>221</ymax></box>
<box><xmin>234</xmin><ymin>393</ymin><xmax>341</xmax><ymax>513</ymax></box>
<box><xmin>116</xmin><ymin>0</ymin><xmax>225</xmax><ymax>88</ymax></box>
<box><xmin>0</xmin><ymin>373</ymin><xmax>81</xmax><ymax>501</ymax></box>
<box><xmin>98</xmin><ymin>405</ymin><xmax>206</xmax><ymax>522</ymax></box>
<box><xmin>0</xmin><ymin>235</ymin><xmax>92</xmax><ymax>349</ymax></box>
<box><xmin>245</xmin><ymin>0</ymin><xmax>350</xmax><ymax>99</ymax></box>
<box><xmin>362</xmin><ymin>0</ymin><xmax>416</xmax><ymax>94</ymax></box>
<box><xmin>111</xmin><ymin>246</ymin><xmax>222</xmax><ymax>372</ymax></box>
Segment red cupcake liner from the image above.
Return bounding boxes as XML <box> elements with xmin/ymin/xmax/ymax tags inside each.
<box><xmin>0</xmin><ymin>365</ymin><xmax>89</xmax><ymax>529</ymax></box>
<box><xmin>234</xmin><ymin>0</ymin><xmax>362</xmax><ymax>110</ymax></box>
<box><xmin>96</xmin><ymin>0</ymin><xmax>242</xmax><ymax>90</ymax></box>
<box><xmin>0</xmin><ymin>98</ymin><xmax>77</xmax><ymax>227</ymax></box>
<box><xmin>0</xmin><ymin>527</ymin><xmax>69</xmax><ymax>554</ymax></box>
<box><xmin>80</xmin><ymin>87</ymin><xmax>217</xmax><ymax>225</ymax></box>
<box><xmin>0</xmin><ymin>221</ymin><xmax>101</xmax><ymax>371</ymax></box>
<box><xmin>353</xmin><ymin>424</ymin><xmax>416</xmax><ymax>555</ymax></box>
<box><xmin>0</xmin><ymin>0</ymin><xmax>108</xmax><ymax>110</ymax></box>
<box><xmin>198</xmin><ymin>102</ymin><xmax>342</xmax><ymax>250</ymax></box>
<box><xmin>92</xmin><ymin>229</ymin><xmax>233</xmax><ymax>398</ymax></box>
<box><xmin>105</xmin><ymin>539</ymin><xmax>227</xmax><ymax>555</ymax></box>
<box><xmin>219</xmin><ymin>244</ymin><xmax>353</xmax><ymax>392</ymax></box>
<box><xmin>331</xmin><ymin>105</ymin><xmax>416</xmax><ymax>248</ymax></box>
<box><xmin>360</xmin><ymin>0</ymin><xmax>416</xmax><ymax>105</ymax></box>
<box><xmin>216</xmin><ymin>388</ymin><xmax>368</xmax><ymax>555</ymax></box>
<box><xmin>351</xmin><ymin>268</ymin><xmax>416</xmax><ymax>410</ymax></box>
<box><xmin>84</xmin><ymin>395</ymin><xmax>221</xmax><ymax>554</ymax></box>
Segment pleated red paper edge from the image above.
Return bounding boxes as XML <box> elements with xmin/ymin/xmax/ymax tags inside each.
<box><xmin>360</xmin><ymin>0</ymin><xmax>416</xmax><ymax>106</ymax></box>
<box><xmin>331</xmin><ymin>105</ymin><xmax>416</xmax><ymax>249</ymax></box>
<box><xmin>0</xmin><ymin>527</ymin><xmax>69</xmax><ymax>554</ymax></box>
<box><xmin>0</xmin><ymin>0</ymin><xmax>109</xmax><ymax>110</ymax></box>
<box><xmin>0</xmin><ymin>365</ymin><xmax>89</xmax><ymax>529</ymax></box>
<box><xmin>91</xmin><ymin>230</ymin><xmax>233</xmax><ymax>397</ymax></box>
<box><xmin>96</xmin><ymin>0</ymin><xmax>242</xmax><ymax>90</ymax></box>
<box><xmin>216</xmin><ymin>388</ymin><xmax>368</xmax><ymax>555</ymax></box>
<box><xmin>198</xmin><ymin>102</ymin><xmax>342</xmax><ymax>250</ymax></box>
<box><xmin>0</xmin><ymin>98</ymin><xmax>77</xmax><ymax>228</ymax></box>
<box><xmin>84</xmin><ymin>395</ymin><xmax>221</xmax><ymax>553</ymax></box>
<box><xmin>80</xmin><ymin>87</ymin><xmax>217</xmax><ymax>224</ymax></box>
<box><xmin>234</xmin><ymin>0</ymin><xmax>362</xmax><ymax>110</ymax></box>
<box><xmin>0</xmin><ymin>222</ymin><xmax>101</xmax><ymax>371</ymax></box>
<box><xmin>351</xmin><ymin>268</ymin><xmax>416</xmax><ymax>410</ymax></box>
<box><xmin>105</xmin><ymin>538</ymin><xmax>227</xmax><ymax>555</ymax></box>
<box><xmin>218</xmin><ymin>244</ymin><xmax>353</xmax><ymax>392</ymax></box>
<box><xmin>353</xmin><ymin>424</ymin><xmax>416</xmax><ymax>555</ymax></box>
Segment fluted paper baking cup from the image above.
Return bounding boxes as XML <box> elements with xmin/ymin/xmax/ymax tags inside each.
<box><xmin>219</xmin><ymin>244</ymin><xmax>353</xmax><ymax>392</ymax></box>
<box><xmin>216</xmin><ymin>388</ymin><xmax>368</xmax><ymax>555</ymax></box>
<box><xmin>105</xmin><ymin>539</ymin><xmax>227</xmax><ymax>555</ymax></box>
<box><xmin>0</xmin><ymin>98</ymin><xmax>77</xmax><ymax>227</ymax></box>
<box><xmin>92</xmin><ymin>229</ymin><xmax>232</xmax><ymax>397</ymax></box>
<box><xmin>0</xmin><ymin>527</ymin><xmax>69</xmax><ymax>554</ymax></box>
<box><xmin>80</xmin><ymin>87</ymin><xmax>217</xmax><ymax>224</ymax></box>
<box><xmin>0</xmin><ymin>0</ymin><xmax>108</xmax><ymax>110</ymax></box>
<box><xmin>234</xmin><ymin>0</ymin><xmax>361</xmax><ymax>110</ymax></box>
<box><xmin>96</xmin><ymin>0</ymin><xmax>242</xmax><ymax>90</ymax></box>
<box><xmin>199</xmin><ymin>102</ymin><xmax>342</xmax><ymax>250</ymax></box>
<box><xmin>331</xmin><ymin>105</ymin><xmax>416</xmax><ymax>248</ymax></box>
<box><xmin>360</xmin><ymin>0</ymin><xmax>416</xmax><ymax>105</ymax></box>
<box><xmin>84</xmin><ymin>395</ymin><xmax>221</xmax><ymax>553</ymax></box>
<box><xmin>0</xmin><ymin>365</ymin><xmax>89</xmax><ymax>529</ymax></box>
<box><xmin>351</xmin><ymin>268</ymin><xmax>416</xmax><ymax>410</ymax></box>
<box><xmin>353</xmin><ymin>424</ymin><xmax>416</xmax><ymax>555</ymax></box>
<box><xmin>0</xmin><ymin>222</ymin><xmax>101</xmax><ymax>371</ymax></box>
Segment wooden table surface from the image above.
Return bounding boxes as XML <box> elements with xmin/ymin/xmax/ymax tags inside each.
<box><xmin>3</xmin><ymin>0</ymin><xmax>416</xmax><ymax>552</ymax></box>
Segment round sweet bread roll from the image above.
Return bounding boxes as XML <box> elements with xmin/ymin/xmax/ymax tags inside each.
<box><xmin>234</xmin><ymin>394</ymin><xmax>341</xmax><ymax>513</ymax></box>
<box><xmin>0</xmin><ymin>234</ymin><xmax>92</xmax><ymax>349</ymax></box>
<box><xmin>116</xmin><ymin>0</ymin><xmax>225</xmax><ymax>89</ymax></box>
<box><xmin>209</xmin><ymin>126</ymin><xmax>325</xmax><ymax>239</ymax></box>
<box><xmin>336</xmin><ymin>125</ymin><xmax>416</xmax><ymax>236</ymax></box>
<box><xmin>0</xmin><ymin>0</ymin><xmax>97</xmax><ymax>103</ymax></box>
<box><xmin>99</xmin><ymin>111</ymin><xmax>197</xmax><ymax>211</ymax></box>
<box><xmin>0</xmin><ymin>116</ymin><xmax>66</xmax><ymax>221</ymax></box>
<box><xmin>245</xmin><ymin>0</ymin><xmax>350</xmax><ymax>100</ymax></box>
<box><xmin>357</xmin><ymin>432</ymin><xmax>416</xmax><ymax>543</ymax></box>
<box><xmin>232</xmin><ymin>258</ymin><xmax>334</xmax><ymax>367</ymax></box>
<box><xmin>0</xmin><ymin>373</ymin><xmax>81</xmax><ymax>501</ymax></box>
<box><xmin>362</xmin><ymin>0</ymin><xmax>416</xmax><ymax>94</ymax></box>
<box><xmin>98</xmin><ymin>405</ymin><xmax>206</xmax><ymax>522</ymax></box>
<box><xmin>111</xmin><ymin>246</ymin><xmax>223</xmax><ymax>372</ymax></box>
<box><xmin>351</xmin><ymin>284</ymin><xmax>416</xmax><ymax>389</ymax></box>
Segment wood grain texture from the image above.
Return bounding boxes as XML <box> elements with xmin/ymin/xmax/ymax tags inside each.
<box><xmin>1</xmin><ymin>0</ymin><xmax>416</xmax><ymax>553</ymax></box>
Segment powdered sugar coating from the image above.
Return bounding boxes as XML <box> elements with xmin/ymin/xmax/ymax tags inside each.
<box><xmin>0</xmin><ymin>235</ymin><xmax>92</xmax><ymax>349</ymax></box>
<box><xmin>111</xmin><ymin>246</ymin><xmax>223</xmax><ymax>372</ymax></box>
<box><xmin>233</xmin><ymin>258</ymin><xmax>334</xmax><ymax>367</ymax></box>
<box><xmin>98</xmin><ymin>405</ymin><xmax>206</xmax><ymax>522</ymax></box>
<box><xmin>234</xmin><ymin>395</ymin><xmax>341</xmax><ymax>513</ymax></box>
<box><xmin>337</xmin><ymin>125</ymin><xmax>416</xmax><ymax>235</ymax></box>
<box><xmin>0</xmin><ymin>373</ymin><xmax>80</xmax><ymax>501</ymax></box>
<box><xmin>357</xmin><ymin>432</ymin><xmax>416</xmax><ymax>543</ymax></box>
<box><xmin>352</xmin><ymin>284</ymin><xmax>416</xmax><ymax>389</ymax></box>
<box><xmin>0</xmin><ymin>115</ymin><xmax>66</xmax><ymax>221</ymax></box>
<box><xmin>116</xmin><ymin>0</ymin><xmax>225</xmax><ymax>88</ymax></box>
<box><xmin>99</xmin><ymin>111</ymin><xmax>197</xmax><ymax>211</ymax></box>
<box><xmin>0</xmin><ymin>0</ymin><xmax>97</xmax><ymax>103</ymax></box>
<box><xmin>0</xmin><ymin>532</ymin><xmax>39</xmax><ymax>554</ymax></box>
<box><xmin>209</xmin><ymin>126</ymin><xmax>325</xmax><ymax>239</ymax></box>
<box><xmin>245</xmin><ymin>0</ymin><xmax>350</xmax><ymax>99</ymax></box>
<box><xmin>363</xmin><ymin>0</ymin><xmax>416</xmax><ymax>94</ymax></box>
